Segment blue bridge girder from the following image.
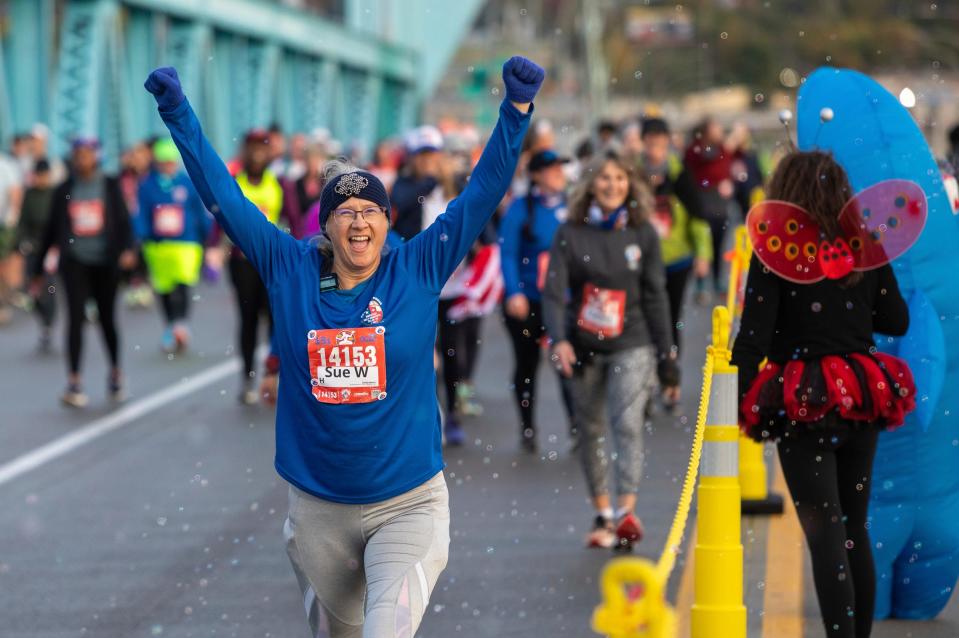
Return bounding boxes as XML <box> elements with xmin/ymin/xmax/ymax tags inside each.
<box><xmin>0</xmin><ymin>0</ymin><xmax>484</xmax><ymax>170</ymax></box>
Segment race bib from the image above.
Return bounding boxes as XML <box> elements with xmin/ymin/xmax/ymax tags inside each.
<box><xmin>650</xmin><ymin>195</ymin><xmax>673</xmax><ymax>239</ymax></box>
<box><xmin>154</xmin><ymin>204</ymin><xmax>185</xmax><ymax>237</ymax></box>
<box><xmin>578</xmin><ymin>284</ymin><xmax>626</xmax><ymax>338</ymax></box>
<box><xmin>307</xmin><ymin>326</ymin><xmax>387</xmax><ymax>404</ymax></box>
<box><xmin>536</xmin><ymin>251</ymin><xmax>550</xmax><ymax>291</ymax></box>
<box><xmin>69</xmin><ymin>200</ymin><xmax>104</xmax><ymax>237</ymax></box>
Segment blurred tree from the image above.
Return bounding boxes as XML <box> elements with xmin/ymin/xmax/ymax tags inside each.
<box><xmin>602</xmin><ymin>0</ymin><xmax>959</xmax><ymax>97</ymax></box>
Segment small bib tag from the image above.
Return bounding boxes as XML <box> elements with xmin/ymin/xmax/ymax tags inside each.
<box><xmin>319</xmin><ymin>273</ymin><xmax>339</xmax><ymax>292</ymax></box>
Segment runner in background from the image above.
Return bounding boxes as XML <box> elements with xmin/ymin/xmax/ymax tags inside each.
<box><xmin>543</xmin><ymin>151</ymin><xmax>679</xmax><ymax>551</ymax></box>
<box><xmin>512</xmin><ymin>118</ymin><xmax>555</xmax><ymax>197</ymax></box>
<box><xmin>223</xmin><ymin>129</ymin><xmax>285</xmax><ymax>404</ymax></box>
<box><xmin>284</xmin><ymin>132</ymin><xmax>308</xmax><ymax>182</ymax></box>
<box><xmin>595</xmin><ymin>119</ymin><xmax>619</xmax><ymax>153</ymax></box>
<box><xmin>499</xmin><ymin>149</ymin><xmax>575</xmax><ymax>452</ymax></box>
<box><xmin>432</xmin><ymin>154</ymin><xmax>474</xmax><ymax>444</ymax></box>
<box><xmin>135</xmin><ymin>138</ymin><xmax>212</xmax><ymax>354</ymax></box>
<box><xmin>281</xmin><ymin>141</ymin><xmax>327</xmax><ymax>241</ymax></box>
<box><xmin>684</xmin><ymin>117</ymin><xmax>735</xmax><ymax>304</ymax></box>
<box><xmin>267</xmin><ymin>123</ymin><xmax>289</xmax><ymax>178</ymax></box>
<box><xmin>29</xmin><ymin>124</ymin><xmax>67</xmax><ymax>184</ymax></box>
<box><xmin>34</xmin><ymin>138</ymin><xmax>135</xmax><ymax>407</ymax></box>
<box><xmin>119</xmin><ymin>140</ymin><xmax>155</xmax><ymax>309</ymax></box>
<box><xmin>728</xmin><ymin>122</ymin><xmax>766</xmax><ymax>221</ymax></box>
<box><xmin>638</xmin><ymin>117</ymin><xmax>711</xmax><ymax>357</ymax></box>
<box><xmin>16</xmin><ymin>159</ymin><xmax>56</xmax><ymax>351</ymax></box>
<box><xmin>368</xmin><ymin>139</ymin><xmax>401</xmax><ymax>193</ymax></box>
<box><xmin>390</xmin><ymin>125</ymin><xmax>443</xmax><ymax>241</ymax></box>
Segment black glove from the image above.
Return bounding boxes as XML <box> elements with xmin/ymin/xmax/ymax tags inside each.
<box><xmin>657</xmin><ymin>356</ymin><xmax>680</xmax><ymax>387</ymax></box>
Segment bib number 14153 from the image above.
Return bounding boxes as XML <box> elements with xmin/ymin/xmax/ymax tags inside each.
<box><xmin>307</xmin><ymin>326</ymin><xmax>387</xmax><ymax>404</ymax></box>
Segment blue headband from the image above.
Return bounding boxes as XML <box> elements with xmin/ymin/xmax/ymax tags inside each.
<box><xmin>319</xmin><ymin>171</ymin><xmax>391</xmax><ymax>228</ymax></box>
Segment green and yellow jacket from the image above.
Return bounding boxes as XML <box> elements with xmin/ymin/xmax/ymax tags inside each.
<box><xmin>641</xmin><ymin>154</ymin><xmax>712</xmax><ymax>271</ymax></box>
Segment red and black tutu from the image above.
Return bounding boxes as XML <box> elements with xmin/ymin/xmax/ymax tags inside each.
<box><xmin>740</xmin><ymin>352</ymin><xmax>916</xmax><ymax>441</ymax></box>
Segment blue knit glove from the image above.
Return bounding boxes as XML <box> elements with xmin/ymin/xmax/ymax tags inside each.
<box><xmin>144</xmin><ymin>67</ymin><xmax>185</xmax><ymax>112</ymax></box>
<box><xmin>502</xmin><ymin>56</ymin><xmax>545</xmax><ymax>104</ymax></box>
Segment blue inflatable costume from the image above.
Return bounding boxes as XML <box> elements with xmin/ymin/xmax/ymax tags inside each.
<box><xmin>798</xmin><ymin>67</ymin><xmax>959</xmax><ymax>619</ymax></box>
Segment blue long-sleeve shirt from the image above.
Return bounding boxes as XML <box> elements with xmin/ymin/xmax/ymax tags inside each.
<box><xmin>134</xmin><ymin>169</ymin><xmax>212</xmax><ymax>244</ymax></box>
<box><xmin>498</xmin><ymin>190</ymin><xmax>567</xmax><ymax>301</ymax></box>
<box><xmin>158</xmin><ymin>97</ymin><xmax>530</xmax><ymax>503</ymax></box>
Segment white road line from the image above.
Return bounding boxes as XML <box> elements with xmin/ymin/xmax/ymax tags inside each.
<box><xmin>0</xmin><ymin>357</ymin><xmax>240</xmax><ymax>487</ymax></box>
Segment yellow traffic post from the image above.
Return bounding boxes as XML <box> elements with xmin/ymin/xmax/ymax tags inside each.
<box><xmin>592</xmin><ymin>559</ymin><xmax>675</xmax><ymax>638</ymax></box>
<box><xmin>594</xmin><ymin>308</ymin><xmax>719</xmax><ymax>638</ymax></box>
<box><xmin>691</xmin><ymin>306</ymin><xmax>746</xmax><ymax>638</ymax></box>
<box><xmin>727</xmin><ymin>226</ymin><xmax>783</xmax><ymax>516</ymax></box>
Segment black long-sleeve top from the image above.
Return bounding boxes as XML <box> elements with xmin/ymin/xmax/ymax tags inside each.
<box><xmin>390</xmin><ymin>174</ymin><xmax>438</xmax><ymax>241</ymax></box>
<box><xmin>662</xmin><ymin>167</ymin><xmax>706</xmax><ymax>220</ymax></box>
<box><xmin>731</xmin><ymin>255</ymin><xmax>910</xmax><ymax>397</ymax></box>
<box><xmin>34</xmin><ymin>175</ymin><xmax>132</xmax><ymax>275</ymax></box>
<box><xmin>542</xmin><ymin>221</ymin><xmax>674</xmax><ymax>358</ymax></box>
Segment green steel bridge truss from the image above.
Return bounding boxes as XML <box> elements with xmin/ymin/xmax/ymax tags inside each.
<box><xmin>0</xmin><ymin>0</ymin><xmax>482</xmax><ymax>169</ymax></box>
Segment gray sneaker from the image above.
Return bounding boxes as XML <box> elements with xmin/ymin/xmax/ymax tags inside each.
<box><xmin>61</xmin><ymin>384</ymin><xmax>89</xmax><ymax>409</ymax></box>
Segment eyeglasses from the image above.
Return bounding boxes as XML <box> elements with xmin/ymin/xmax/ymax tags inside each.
<box><xmin>330</xmin><ymin>206</ymin><xmax>388</xmax><ymax>223</ymax></box>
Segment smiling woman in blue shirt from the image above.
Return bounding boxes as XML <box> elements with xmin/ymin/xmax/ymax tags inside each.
<box><xmin>145</xmin><ymin>57</ymin><xmax>543</xmax><ymax>637</ymax></box>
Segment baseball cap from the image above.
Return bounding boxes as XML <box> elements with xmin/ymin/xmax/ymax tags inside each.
<box><xmin>71</xmin><ymin>136</ymin><xmax>101</xmax><ymax>151</ymax></box>
<box><xmin>528</xmin><ymin>149</ymin><xmax>570</xmax><ymax>172</ymax></box>
<box><xmin>405</xmin><ymin>125</ymin><xmax>444</xmax><ymax>154</ymax></box>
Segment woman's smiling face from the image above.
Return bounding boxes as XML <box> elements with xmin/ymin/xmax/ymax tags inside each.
<box><xmin>326</xmin><ymin>197</ymin><xmax>390</xmax><ymax>273</ymax></box>
<box><xmin>591</xmin><ymin>160</ymin><xmax>630</xmax><ymax>213</ymax></box>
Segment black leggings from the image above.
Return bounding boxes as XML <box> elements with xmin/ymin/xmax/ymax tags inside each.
<box><xmin>777</xmin><ymin>428</ymin><xmax>879</xmax><ymax>638</ymax></box>
<box><xmin>706</xmin><ymin>214</ymin><xmax>728</xmax><ymax>290</ymax></box>
<box><xmin>665</xmin><ymin>265</ymin><xmax>691</xmax><ymax>352</ymax></box>
<box><xmin>228</xmin><ymin>257</ymin><xmax>272</xmax><ymax>377</ymax></box>
<box><xmin>437</xmin><ymin>299</ymin><xmax>482</xmax><ymax>417</ymax></box>
<box><xmin>60</xmin><ymin>258</ymin><xmax>120</xmax><ymax>375</ymax></box>
<box><xmin>160</xmin><ymin>284</ymin><xmax>191</xmax><ymax>325</ymax></box>
<box><xmin>33</xmin><ymin>274</ymin><xmax>57</xmax><ymax>329</ymax></box>
<box><xmin>502</xmin><ymin>300</ymin><xmax>575</xmax><ymax>436</ymax></box>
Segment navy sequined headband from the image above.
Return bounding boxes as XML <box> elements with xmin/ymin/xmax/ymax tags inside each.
<box><xmin>319</xmin><ymin>171</ymin><xmax>391</xmax><ymax>228</ymax></box>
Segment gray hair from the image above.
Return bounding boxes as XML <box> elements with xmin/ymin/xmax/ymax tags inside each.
<box><xmin>323</xmin><ymin>157</ymin><xmax>360</xmax><ymax>183</ymax></box>
<box><xmin>315</xmin><ymin>158</ymin><xmax>395</xmax><ymax>262</ymax></box>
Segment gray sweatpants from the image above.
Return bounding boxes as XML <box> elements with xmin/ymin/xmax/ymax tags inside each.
<box><xmin>572</xmin><ymin>346</ymin><xmax>656</xmax><ymax>498</ymax></box>
<box><xmin>283</xmin><ymin>472</ymin><xmax>451</xmax><ymax>638</ymax></box>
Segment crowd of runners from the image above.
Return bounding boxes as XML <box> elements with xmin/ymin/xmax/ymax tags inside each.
<box><xmin>1</xmin><ymin>51</ymin><xmax>941</xmax><ymax>637</ymax></box>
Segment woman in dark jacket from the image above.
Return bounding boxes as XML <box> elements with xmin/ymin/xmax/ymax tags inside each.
<box><xmin>35</xmin><ymin>138</ymin><xmax>135</xmax><ymax>407</ymax></box>
<box><xmin>542</xmin><ymin>151</ymin><xmax>679</xmax><ymax>551</ymax></box>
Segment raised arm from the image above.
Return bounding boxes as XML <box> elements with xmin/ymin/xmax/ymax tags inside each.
<box><xmin>144</xmin><ymin>67</ymin><xmax>300</xmax><ymax>286</ymax></box>
<box><xmin>399</xmin><ymin>57</ymin><xmax>542</xmax><ymax>291</ymax></box>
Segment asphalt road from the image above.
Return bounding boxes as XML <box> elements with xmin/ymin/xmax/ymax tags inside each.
<box><xmin>1</xmin><ymin>278</ymin><xmax>956</xmax><ymax>637</ymax></box>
